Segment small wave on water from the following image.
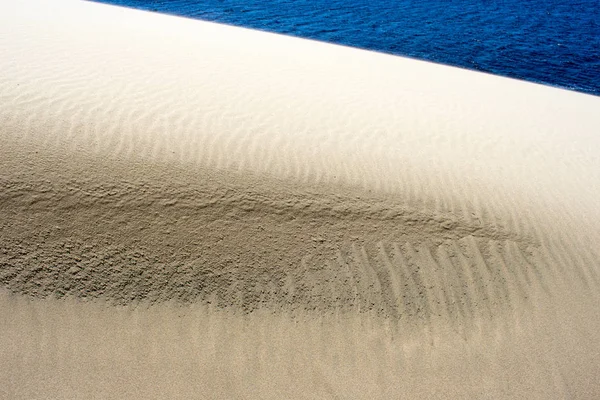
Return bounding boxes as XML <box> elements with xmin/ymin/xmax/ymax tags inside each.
<box><xmin>91</xmin><ymin>0</ymin><xmax>600</xmax><ymax>96</ymax></box>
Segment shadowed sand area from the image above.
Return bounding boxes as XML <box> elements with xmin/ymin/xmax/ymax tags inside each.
<box><xmin>1</xmin><ymin>0</ymin><xmax>600</xmax><ymax>398</ymax></box>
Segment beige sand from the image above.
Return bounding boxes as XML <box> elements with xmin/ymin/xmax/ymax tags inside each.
<box><xmin>1</xmin><ymin>0</ymin><xmax>600</xmax><ymax>398</ymax></box>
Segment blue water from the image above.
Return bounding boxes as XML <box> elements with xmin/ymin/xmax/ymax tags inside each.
<box><xmin>92</xmin><ymin>0</ymin><xmax>600</xmax><ymax>96</ymax></box>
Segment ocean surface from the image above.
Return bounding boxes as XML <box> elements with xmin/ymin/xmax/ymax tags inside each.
<box><xmin>92</xmin><ymin>0</ymin><xmax>600</xmax><ymax>96</ymax></box>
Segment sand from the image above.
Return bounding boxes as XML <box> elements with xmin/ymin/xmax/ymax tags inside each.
<box><xmin>1</xmin><ymin>0</ymin><xmax>600</xmax><ymax>398</ymax></box>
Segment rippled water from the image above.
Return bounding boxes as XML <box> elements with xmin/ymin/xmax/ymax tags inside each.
<box><xmin>93</xmin><ymin>0</ymin><xmax>600</xmax><ymax>96</ymax></box>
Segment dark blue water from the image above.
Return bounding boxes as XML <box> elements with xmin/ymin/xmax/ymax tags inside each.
<box><xmin>92</xmin><ymin>0</ymin><xmax>600</xmax><ymax>96</ymax></box>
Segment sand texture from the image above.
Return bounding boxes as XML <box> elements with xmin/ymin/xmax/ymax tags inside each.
<box><xmin>1</xmin><ymin>0</ymin><xmax>600</xmax><ymax>398</ymax></box>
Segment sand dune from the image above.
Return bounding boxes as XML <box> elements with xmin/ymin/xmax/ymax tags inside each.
<box><xmin>1</xmin><ymin>0</ymin><xmax>600</xmax><ymax>398</ymax></box>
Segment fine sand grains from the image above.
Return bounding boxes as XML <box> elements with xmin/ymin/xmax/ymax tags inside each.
<box><xmin>1</xmin><ymin>0</ymin><xmax>600</xmax><ymax>398</ymax></box>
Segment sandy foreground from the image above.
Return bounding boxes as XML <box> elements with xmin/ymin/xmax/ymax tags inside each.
<box><xmin>1</xmin><ymin>0</ymin><xmax>600</xmax><ymax>398</ymax></box>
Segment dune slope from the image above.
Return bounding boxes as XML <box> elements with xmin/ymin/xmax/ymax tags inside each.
<box><xmin>1</xmin><ymin>0</ymin><xmax>600</xmax><ymax>398</ymax></box>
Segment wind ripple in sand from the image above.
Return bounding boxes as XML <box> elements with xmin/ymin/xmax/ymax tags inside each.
<box><xmin>2</xmin><ymin>1</ymin><xmax>600</xmax><ymax>398</ymax></box>
<box><xmin>2</xmin><ymin>148</ymin><xmax>596</xmax><ymax>337</ymax></box>
<box><xmin>1</xmin><ymin>0</ymin><xmax>599</xmax><ymax>328</ymax></box>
